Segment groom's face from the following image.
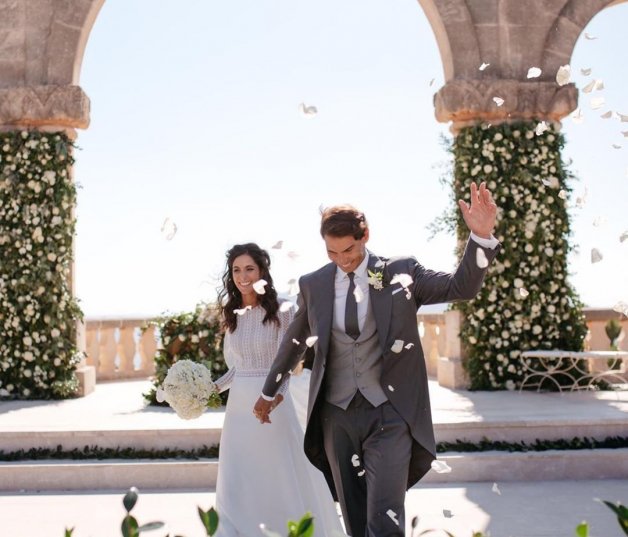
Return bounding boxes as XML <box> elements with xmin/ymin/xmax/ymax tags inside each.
<box><xmin>323</xmin><ymin>229</ymin><xmax>369</xmax><ymax>274</ymax></box>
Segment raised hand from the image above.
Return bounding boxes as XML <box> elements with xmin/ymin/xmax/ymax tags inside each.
<box><xmin>458</xmin><ymin>181</ymin><xmax>497</xmax><ymax>239</ymax></box>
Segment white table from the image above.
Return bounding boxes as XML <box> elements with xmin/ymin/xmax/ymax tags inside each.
<box><xmin>519</xmin><ymin>350</ymin><xmax>628</xmax><ymax>392</ymax></box>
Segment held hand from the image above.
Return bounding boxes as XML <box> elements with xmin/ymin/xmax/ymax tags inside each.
<box><xmin>270</xmin><ymin>393</ymin><xmax>284</xmax><ymax>412</ymax></box>
<box><xmin>458</xmin><ymin>181</ymin><xmax>497</xmax><ymax>239</ymax></box>
<box><xmin>253</xmin><ymin>396</ymin><xmax>274</xmax><ymax>424</ymax></box>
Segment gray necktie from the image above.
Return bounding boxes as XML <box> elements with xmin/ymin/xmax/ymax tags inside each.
<box><xmin>345</xmin><ymin>272</ymin><xmax>360</xmax><ymax>340</ymax></box>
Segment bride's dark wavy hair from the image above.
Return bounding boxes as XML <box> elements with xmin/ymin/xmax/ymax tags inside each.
<box><xmin>218</xmin><ymin>243</ymin><xmax>280</xmax><ymax>333</ymax></box>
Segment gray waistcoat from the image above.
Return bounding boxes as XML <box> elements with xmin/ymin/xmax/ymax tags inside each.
<box><xmin>325</xmin><ymin>302</ymin><xmax>388</xmax><ymax>409</ymax></box>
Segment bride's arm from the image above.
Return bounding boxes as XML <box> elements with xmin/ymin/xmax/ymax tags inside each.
<box><xmin>213</xmin><ymin>330</ymin><xmax>235</xmax><ymax>394</ymax></box>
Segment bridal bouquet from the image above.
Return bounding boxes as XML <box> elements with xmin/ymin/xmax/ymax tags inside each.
<box><xmin>156</xmin><ymin>359</ymin><xmax>222</xmax><ymax>419</ymax></box>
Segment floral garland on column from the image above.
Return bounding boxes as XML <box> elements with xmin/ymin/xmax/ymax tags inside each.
<box><xmin>0</xmin><ymin>131</ymin><xmax>83</xmax><ymax>399</ymax></box>
<box><xmin>446</xmin><ymin>121</ymin><xmax>588</xmax><ymax>390</ymax></box>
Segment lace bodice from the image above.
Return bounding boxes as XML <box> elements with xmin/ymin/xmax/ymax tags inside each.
<box><xmin>214</xmin><ymin>305</ymin><xmax>294</xmax><ymax>394</ymax></box>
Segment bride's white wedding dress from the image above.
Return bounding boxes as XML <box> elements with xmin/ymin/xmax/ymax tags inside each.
<box><xmin>214</xmin><ymin>306</ymin><xmax>344</xmax><ymax>537</ymax></box>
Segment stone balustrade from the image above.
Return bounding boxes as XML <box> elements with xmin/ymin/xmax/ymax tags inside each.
<box><xmin>85</xmin><ymin>308</ymin><xmax>626</xmax><ymax>385</ymax></box>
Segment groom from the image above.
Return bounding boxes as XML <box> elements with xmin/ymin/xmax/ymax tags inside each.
<box><xmin>254</xmin><ymin>182</ymin><xmax>500</xmax><ymax>536</ymax></box>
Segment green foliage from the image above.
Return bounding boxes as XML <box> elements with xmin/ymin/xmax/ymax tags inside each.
<box><xmin>436</xmin><ymin>435</ymin><xmax>628</xmax><ymax>453</ymax></box>
<box><xmin>198</xmin><ymin>506</ymin><xmax>219</xmax><ymax>536</ymax></box>
<box><xmin>598</xmin><ymin>499</ymin><xmax>628</xmax><ymax>535</ymax></box>
<box><xmin>120</xmin><ymin>488</ymin><xmax>164</xmax><ymax>537</ymax></box>
<box><xmin>605</xmin><ymin>319</ymin><xmax>622</xmax><ymax>351</ymax></box>
<box><xmin>143</xmin><ymin>303</ymin><xmax>228</xmax><ymax>405</ymax></box>
<box><xmin>444</xmin><ymin>121</ymin><xmax>588</xmax><ymax>390</ymax></box>
<box><xmin>575</xmin><ymin>521</ymin><xmax>589</xmax><ymax>537</ymax></box>
<box><xmin>0</xmin><ymin>130</ymin><xmax>84</xmax><ymax>400</ymax></box>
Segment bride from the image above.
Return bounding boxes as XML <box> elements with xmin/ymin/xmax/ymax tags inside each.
<box><xmin>213</xmin><ymin>243</ymin><xmax>344</xmax><ymax>536</ymax></box>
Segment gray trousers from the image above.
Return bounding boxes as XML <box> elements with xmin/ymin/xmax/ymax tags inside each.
<box><xmin>321</xmin><ymin>392</ymin><xmax>413</xmax><ymax>537</ymax></box>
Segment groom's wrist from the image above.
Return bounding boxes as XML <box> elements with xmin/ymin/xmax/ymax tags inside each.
<box><xmin>261</xmin><ymin>393</ymin><xmax>274</xmax><ymax>402</ymax></box>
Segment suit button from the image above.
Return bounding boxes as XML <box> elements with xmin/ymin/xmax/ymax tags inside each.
<box><xmin>356</xmin><ymin>373</ymin><xmax>361</xmax><ymax>377</ymax></box>
<box><xmin>354</xmin><ymin>343</ymin><xmax>359</xmax><ymax>347</ymax></box>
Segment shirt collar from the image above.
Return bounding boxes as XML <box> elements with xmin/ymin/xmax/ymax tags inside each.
<box><xmin>335</xmin><ymin>252</ymin><xmax>370</xmax><ymax>283</ymax></box>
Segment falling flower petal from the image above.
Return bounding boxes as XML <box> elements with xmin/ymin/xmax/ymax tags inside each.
<box><xmin>527</xmin><ymin>67</ymin><xmax>542</xmax><ymax>79</ymax></box>
<box><xmin>594</xmin><ymin>80</ymin><xmax>604</xmax><ymax>91</ymax></box>
<box><xmin>584</xmin><ymin>32</ymin><xmax>597</xmax><ymax>40</ymax></box>
<box><xmin>535</xmin><ymin>121</ymin><xmax>549</xmax><ymax>136</ymax></box>
<box><xmin>476</xmin><ymin>248</ymin><xmax>489</xmax><ymax>269</ymax></box>
<box><xmin>161</xmin><ymin>217</ymin><xmax>177</xmax><ymax>240</ymax></box>
<box><xmin>354</xmin><ymin>285</ymin><xmax>365</xmax><ymax>304</ymax></box>
<box><xmin>619</xmin><ymin>231</ymin><xmax>628</xmax><ymax>243</ymax></box>
<box><xmin>580</xmin><ymin>68</ymin><xmax>592</xmax><ymax>76</ymax></box>
<box><xmin>390</xmin><ymin>273</ymin><xmax>413</xmax><ymax>288</ymax></box>
<box><xmin>259</xmin><ymin>524</ymin><xmax>282</xmax><ymax>537</ymax></box>
<box><xmin>519</xmin><ymin>288</ymin><xmax>529</xmax><ymax>298</ymax></box>
<box><xmin>287</xmin><ymin>278</ymin><xmax>299</xmax><ymax>296</ymax></box>
<box><xmin>429</xmin><ymin>78</ymin><xmax>435</xmax><ymax>87</ymax></box>
<box><xmin>582</xmin><ymin>80</ymin><xmax>595</xmax><ymax>94</ymax></box>
<box><xmin>292</xmin><ymin>338</ymin><xmax>300</xmax><ymax>345</ymax></box>
<box><xmin>600</xmin><ymin>110</ymin><xmax>613</xmax><ymax>119</ymax></box>
<box><xmin>351</xmin><ymin>454</ymin><xmax>360</xmax><ymax>467</ymax></box>
<box><xmin>287</xmin><ymin>251</ymin><xmax>299</xmax><ymax>260</ymax></box>
<box><xmin>391</xmin><ymin>340</ymin><xmax>404</xmax><ymax>354</ymax></box>
<box><xmin>575</xmin><ymin>187</ymin><xmax>588</xmax><ymax>208</ymax></box>
<box><xmin>619</xmin><ymin>113</ymin><xmax>628</xmax><ymax>122</ymax></box>
<box><xmin>388</xmin><ymin>385</ymin><xmax>395</xmax><ymax>392</ymax></box>
<box><xmin>593</xmin><ymin>217</ymin><xmax>607</xmax><ymax>227</ymax></box>
<box><xmin>443</xmin><ymin>510</ymin><xmax>453</xmax><ymax>518</ymax></box>
<box><xmin>431</xmin><ymin>460</ymin><xmax>452</xmax><ymax>474</ymax></box>
<box><xmin>405</xmin><ymin>342</ymin><xmax>415</xmax><ymax>349</ymax></box>
<box><xmin>306</xmin><ymin>336</ymin><xmax>318</xmax><ymax>347</ymax></box>
<box><xmin>591</xmin><ymin>248</ymin><xmax>603</xmax><ymax>263</ymax></box>
<box><xmin>299</xmin><ymin>102</ymin><xmax>318</xmax><ymax>117</ymax></box>
<box><xmin>156</xmin><ymin>387</ymin><xmax>166</xmax><ymax>403</ymax></box>
<box><xmin>276</xmin><ymin>374</ymin><xmax>282</xmax><ymax>383</ymax></box>
<box><xmin>279</xmin><ymin>301</ymin><xmax>293</xmax><ymax>313</ymax></box>
<box><xmin>571</xmin><ymin>108</ymin><xmax>584</xmax><ymax>124</ymax></box>
<box><xmin>492</xmin><ymin>483</ymin><xmax>502</xmax><ymax>495</ymax></box>
<box><xmin>386</xmin><ymin>510</ymin><xmax>400</xmax><ymax>526</ymax></box>
<box><xmin>612</xmin><ymin>144</ymin><xmax>622</xmax><ymax>149</ymax></box>
<box><xmin>357</xmin><ymin>469</ymin><xmax>366</xmax><ymax>477</ymax></box>
<box><xmin>234</xmin><ymin>306</ymin><xmax>252</xmax><ymax>316</ymax></box>
<box><xmin>253</xmin><ymin>279</ymin><xmax>268</xmax><ymax>295</ymax></box>
<box><xmin>622</xmin><ymin>131</ymin><xmax>628</xmax><ymax>137</ymax></box>
<box><xmin>590</xmin><ymin>96</ymin><xmax>605</xmax><ymax>110</ymax></box>
<box><xmin>558</xmin><ymin>190</ymin><xmax>567</xmax><ymax>199</ymax></box>
<box><xmin>493</xmin><ymin>97</ymin><xmax>504</xmax><ymax>107</ymax></box>
<box><xmin>556</xmin><ymin>65</ymin><xmax>571</xmax><ymax>86</ymax></box>
<box><xmin>479</xmin><ymin>62</ymin><xmax>490</xmax><ymax>71</ymax></box>
<box><xmin>272</xmin><ymin>240</ymin><xmax>283</xmax><ymax>249</ymax></box>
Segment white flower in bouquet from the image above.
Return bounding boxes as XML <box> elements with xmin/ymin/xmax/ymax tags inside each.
<box><xmin>157</xmin><ymin>359</ymin><xmax>221</xmax><ymax>419</ymax></box>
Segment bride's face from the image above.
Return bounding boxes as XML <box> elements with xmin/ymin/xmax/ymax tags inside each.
<box><xmin>232</xmin><ymin>254</ymin><xmax>262</xmax><ymax>300</ymax></box>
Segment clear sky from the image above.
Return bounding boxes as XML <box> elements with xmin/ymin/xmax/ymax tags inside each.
<box><xmin>74</xmin><ymin>0</ymin><xmax>628</xmax><ymax>318</ymax></box>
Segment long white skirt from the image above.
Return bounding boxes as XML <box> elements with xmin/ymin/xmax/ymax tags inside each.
<box><xmin>215</xmin><ymin>374</ymin><xmax>344</xmax><ymax>537</ymax></box>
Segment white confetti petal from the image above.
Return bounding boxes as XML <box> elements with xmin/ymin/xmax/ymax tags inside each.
<box><xmin>535</xmin><ymin>121</ymin><xmax>549</xmax><ymax>136</ymax></box>
<box><xmin>387</xmin><ymin>385</ymin><xmax>395</xmax><ymax>392</ymax></box>
<box><xmin>253</xmin><ymin>279</ymin><xmax>268</xmax><ymax>295</ymax></box>
<box><xmin>594</xmin><ymin>79</ymin><xmax>604</xmax><ymax>91</ymax></box>
<box><xmin>476</xmin><ymin>248</ymin><xmax>489</xmax><ymax>269</ymax></box>
<box><xmin>259</xmin><ymin>524</ymin><xmax>282</xmax><ymax>537</ymax></box>
<box><xmin>618</xmin><ymin>113</ymin><xmax>628</xmax><ymax>122</ymax></box>
<box><xmin>431</xmin><ymin>460</ymin><xmax>452</xmax><ymax>474</ymax></box>
<box><xmin>276</xmin><ymin>374</ymin><xmax>282</xmax><ymax>383</ymax></box>
<box><xmin>287</xmin><ymin>278</ymin><xmax>299</xmax><ymax>296</ymax></box>
<box><xmin>479</xmin><ymin>62</ymin><xmax>490</xmax><ymax>71</ymax></box>
<box><xmin>357</xmin><ymin>469</ymin><xmax>366</xmax><ymax>477</ymax></box>
<box><xmin>279</xmin><ymin>301</ymin><xmax>293</xmax><ymax>312</ymax></box>
<box><xmin>287</xmin><ymin>251</ymin><xmax>299</xmax><ymax>260</ymax></box>
<box><xmin>571</xmin><ymin>107</ymin><xmax>584</xmax><ymax>124</ymax></box>
<box><xmin>161</xmin><ymin>217</ymin><xmax>177</xmax><ymax>240</ymax></box>
<box><xmin>556</xmin><ymin>64</ymin><xmax>571</xmax><ymax>86</ymax></box>
<box><xmin>492</xmin><ymin>482</ymin><xmax>502</xmax><ymax>495</ymax></box>
<box><xmin>156</xmin><ymin>387</ymin><xmax>166</xmax><ymax>403</ymax></box>
<box><xmin>404</xmin><ymin>343</ymin><xmax>415</xmax><ymax>350</ymax></box>
<box><xmin>353</xmin><ymin>285</ymin><xmax>365</xmax><ymax>304</ymax></box>
<box><xmin>351</xmin><ymin>454</ymin><xmax>360</xmax><ymax>467</ymax></box>
<box><xmin>493</xmin><ymin>96</ymin><xmax>504</xmax><ymax>107</ymax></box>
<box><xmin>581</xmin><ymin>80</ymin><xmax>595</xmax><ymax>94</ymax></box>
<box><xmin>584</xmin><ymin>32</ymin><xmax>597</xmax><ymax>40</ymax></box>
<box><xmin>443</xmin><ymin>509</ymin><xmax>453</xmax><ymax>518</ymax></box>
<box><xmin>390</xmin><ymin>273</ymin><xmax>413</xmax><ymax>288</ymax></box>
<box><xmin>527</xmin><ymin>67</ymin><xmax>542</xmax><ymax>79</ymax></box>
<box><xmin>271</xmin><ymin>240</ymin><xmax>283</xmax><ymax>249</ymax></box>
<box><xmin>612</xmin><ymin>144</ymin><xmax>622</xmax><ymax>149</ymax></box>
<box><xmin>234</xmin><ymin>306</ymin><xmax>252</xmax><ymax>316</ymax></box>
<box><xmin>306</xmin><ymin>336</ymin><xmax>318</xmax><ymax>347</ymax></box>
<box><xmin>593</xmin><ymin>216</ymin><xmax>606</xmax><ymax>227</ymax></box>
<box><xmin>292</xmin><ymin>338</ymin><xmax>300</xmax><ymax>345</ymax></box>
<box><xmin>580</xmin><ymin>68</ymin><xmax>592</xmax><ymax>76</ymax></box>
<box><xmin>591</xmin><ymin>248</ymin><xmax>603</xmax><ymax>263</ymax></box>
<box><xmin>590</xmin><ymin>96</ymin><xmax>605</xmax><ymax>110</ymax></box>
<box><xmin>386</xmin><ymin>510</ymin><xmax>400</xmax><ymax>526</ymax></box>
<box><xmin>391</xmin><ymin>340</ymin><xmax>404</xmax><ymax>354</ymax></box>
<box><xmin>429</xmin><ymin>78</ymin><xmax>435</xmax><ymax>87</ymax></box>
<box><xmin>299</xmin><ymin>102</ymin><xmax>318</xmax><ymax>117</ymax></box>
<box><xmin>619</xmin><ymin>230</ymin><xmax>628</xmax><ymax>243</ymax></box>
<box><xmin>600</xmin><ymin>110</ymin><xmax>613</xmax><ymax>119</ymax></box>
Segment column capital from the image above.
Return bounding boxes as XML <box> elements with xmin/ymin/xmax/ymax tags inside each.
<box><xmin>434</xmin><ymin>79</ymin><xmax>578</xmax><ymax>132</ymax></box>
<box><xmin>0</xmin><ymin>85</ymin><xmax>90</xmax><ymax>130</ymax></box>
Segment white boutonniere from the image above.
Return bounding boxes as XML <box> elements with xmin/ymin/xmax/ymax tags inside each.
<box><xmin>367</xmin><ymin>269</ymin><xmax>384</xmax><ymax>290</ymax></box>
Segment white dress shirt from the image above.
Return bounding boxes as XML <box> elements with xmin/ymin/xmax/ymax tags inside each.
<box><xmin>333</xmin><ymin>252</ymin><xmax>370</xmax><ymax>333</ymax></box>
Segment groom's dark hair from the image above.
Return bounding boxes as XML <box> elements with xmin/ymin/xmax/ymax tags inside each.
<box><xmin>320</xmin><ymin>204</ymin><xmax>368</xmax><ymax>239</ymax></box>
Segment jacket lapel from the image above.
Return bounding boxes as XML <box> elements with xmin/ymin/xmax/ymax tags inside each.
<box><xmin>367</xmin><ymin>253</ymin><xmax>392</xmax><ymax>352</ymax></box>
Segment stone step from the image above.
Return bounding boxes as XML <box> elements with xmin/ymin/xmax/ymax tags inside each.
<box><xmin>1</xmin><ymin>449</ymin><xmax>626</xmax><ymax>493</ymax></box>
<box><xmin>1</xmin><ymin>417</ymin><xmax>624</xmax><ymax>453</ymax></box>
